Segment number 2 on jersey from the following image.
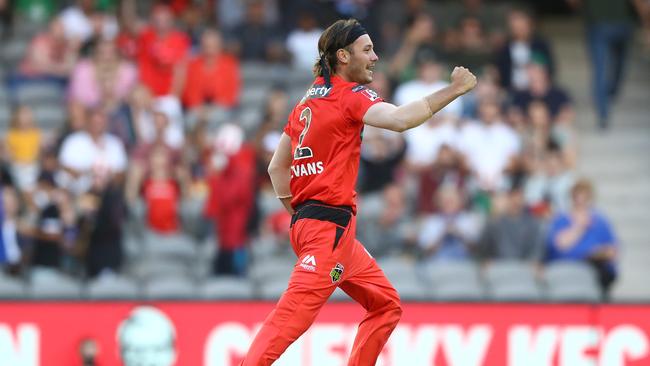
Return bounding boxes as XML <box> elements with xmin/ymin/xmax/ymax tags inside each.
<box><xmin>294</xmin><ymin>107</ymin><xmax>314</xmax><ymax>160</ymax></box>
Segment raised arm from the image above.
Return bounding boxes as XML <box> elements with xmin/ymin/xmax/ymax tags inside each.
<box><xmin>268</xmin><ymin>132</ymin><xmax>295</xmax><ymax>215</ymax></box>
<box><xmin>363</xmin><ymin>66</ymin><xmax>477</xmax><ymax>132</ymax></box>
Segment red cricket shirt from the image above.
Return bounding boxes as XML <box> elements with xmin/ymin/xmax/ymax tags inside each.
<box><xmin>137</xmin><ymin>27</ymin><xmax>190</xmax><ymax>96</ymax></box>
<box><xmin>284</xmin><ymin>75</ymin><xmax>383</xmax><ymax>212</ymax></box>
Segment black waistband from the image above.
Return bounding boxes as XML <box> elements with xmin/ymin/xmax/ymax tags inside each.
<box><xmin>291</xmin><ymin>200</ymin><xmax>352</xmax><ymax>228</ymax></box>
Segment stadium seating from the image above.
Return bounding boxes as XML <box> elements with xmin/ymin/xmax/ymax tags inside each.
<box><xmin>257</xmin><ymin>277</ymin><xmax>289</xmax><ymax>300</ymax></box>
<box><xmin>85</xmin><ymin>275</ymin><xmax>140</xmax><ymax>300</ymax></box>
<box><xmin>142</xmin><ymin>276</ymin><xmax>198</xmax><ymax>300</ymax></box>
<box><xmin>199</xmin><ymin>276</ymin><xmax>255</xmax><ymax>300</ymax></box>
<box><xmin>30</xmin><ymin>102</ymin><xmax>66</xmax><ymax>130</ymax></box>
<box><xmin>329</xmin><ymin>287</ymin><xmax>352</xmax><ymax>302</ymax></box>
<box><xmin>421</xmin><ymin>262</ymin><xmax>486</xmax><ymax>301</ymax></box>
<box><xmin>543</xmin><ymin>261</ymin><xmax>602</xmax><ymax>302</ymax></box>
<box><xmin>249</xmin><ymin>256</ymin><xmax>295</xmax><ymax>283</ymax></box>
<box><xmin>129</xmin><ymin>258</ymin><xmax>194</xmax><ymax>282</ymax></box>
<box><xmin>28</xmin><ymin>268</ymin><xmax>83</xmax><ymax>299</ymax></box>
<box><xmin>484</xmin><ymin>261</ymin><xmax>544</xmax><ymax>301</ymax></box>
<box><xmin>0</xmin><ymin>274</ymin><xmax>28</xmax><ymax>299</ymax></box>
<box><xmin>15</xmin><ymin>83</ymin><xmax>63</xmax><ymax>104</ymax></box>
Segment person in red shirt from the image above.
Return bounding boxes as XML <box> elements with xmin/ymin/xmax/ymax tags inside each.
<box><xmin>203</xmin><ymin>124</ymin><xmax>256</xmax><ymax>276</ymax></box>
<box><xmin>142</xmin><ymin>149</ymin><xmax>180</xmax><ymax>234</ymax></box>
<box><xmin>136</xmin><ymin>4</ymin><xmax>190</xmax><ymax>96</ymax></box>
<box><xmin>181</xmin><ymin>29</ymin><xmax>240</xmax><ymax>110</ymax></box>
<box><xmin>241</xmin><ymin>19</ymin><xmax>477</xmax><ymax>365</ymax></box>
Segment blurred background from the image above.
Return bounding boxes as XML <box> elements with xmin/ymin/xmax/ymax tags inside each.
<box><xmin>0</xmin><ymin>0</ymin><xmax>648</xmax><ymax>327</ymax></box>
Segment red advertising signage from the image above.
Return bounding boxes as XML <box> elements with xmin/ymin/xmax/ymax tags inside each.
<box><xmin>0</xmin><ymin>302</ymin><xmax>649</xmax><ymax>366</ymax></box>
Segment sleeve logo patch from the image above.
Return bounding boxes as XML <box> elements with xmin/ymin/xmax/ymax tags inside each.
<box><xmin>362</xmin><ymin>88</ymin><xmax>379</xmax><ymax>101</ymax></box>
<box><xmin>351</xmin><ymin>85</ymin><xmax>365</xmax><ymax>92</ymax></box>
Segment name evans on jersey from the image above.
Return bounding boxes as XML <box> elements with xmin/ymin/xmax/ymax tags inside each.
<box><xmin>291</xmin><ymin>161</ymin><xmax>324</xmax><ymax>178</ymax></box>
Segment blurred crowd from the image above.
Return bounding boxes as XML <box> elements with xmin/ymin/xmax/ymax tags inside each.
<box><xmin>0</xmin><ymin>0</ymin><xmax>640</xmax><ymax>300</ymax></box>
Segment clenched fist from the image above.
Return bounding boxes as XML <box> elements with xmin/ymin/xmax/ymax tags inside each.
<box><xmin>450</xmin><ymin>66</ymin><xmax>477</xmax><ymax>95</ymax></box>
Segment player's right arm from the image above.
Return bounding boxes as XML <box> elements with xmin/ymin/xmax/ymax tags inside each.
<box><xmin>268</xmin><ymin>132</ymin><xmax>295</xmax><ymax>215</ymax></box>
<box><xmin>363</xmin><ymin>66</ymin><xmax>477</xmax><ymax>132</ymax></box>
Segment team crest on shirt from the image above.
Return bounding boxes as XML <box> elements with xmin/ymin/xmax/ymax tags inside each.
<box><xmin>330</xmin><ymin>263</ymin><xmax>344</xmax><ymax>283</ymax></box>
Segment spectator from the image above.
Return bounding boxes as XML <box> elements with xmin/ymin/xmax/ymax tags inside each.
<box><xmin>388</xmin><ymin>13</ymin><xmax>443</xmax><ymax>82</ymax></box>
<box><xmin>129</xmin><ymin>85</ymin><xmax>184</xmax><ymax>149</ymax></box>
<box><xmin>180</xmin><ymin>29</ymin><xmax>241</xmax><ymax>110</ymax></box>
<box><xmin>136</xmin><ymin>4</ymin><xmax>190</xmax><ymax>97</ymax></box>
<box><xmin>178</xmin><ymin>2</ymin><xmax>211</xmax><ymax>49</ymax></box>
<box><xmin>566</xmin><ymin>0</ymin><xmax>641</xmax><ymax>129</ymax></box>
<box><xmin>359</xmin><ymin>126</ymin><xmax>405</xmax><ymax>194</ymax></box>
<box><xmin>5</xmin><ymin>106</ymin><xmax>41</xmax><ymax>192</ymax></box>
<box><xmin>445</xmin><ymin>16</ymin><xmax>493</xmax><ymax>73</ymax></box>
<box><xmin>478</xmin><ymin>183</ymin><xmax>545</xmax><ymax>263</ymax></box>
<box><xmin>417</xmin><ymin>185</ymin><xmax>482</xmax><ymax>262</ymax></box>
<box><xmin>68</xmin><ymin>39</ymin><xmax>138</xmax><ymax>110</ymax></box>
<box><xmin>252</xmin><ymin>86</ymin><xmax>290</xmax><ymax>184</ymax></box>
<box><xmin>0</xmin><ymin>0</ymin><xmax>13</xmax><ymax>39</ymax></box>
<box><xmin>126</xmin><ymin>111</ymin><xmax>184</xmax><ymax>210</ymax></box>
<box><xmin>141</xmin><ymin>149</ymin><xmax>181</xmax><ymax>235</ymax></box>
<box><xmin>203</xmin><ymin>124</ymin><xmax>256</xmax><ymax>276</ymax></box>
<box><xmin>496</xmin><ymin>8</ymin><xmax>555</xmax><ymax>91</ymax></box>
<box><xmin>525</xmin><ymin>144</ymin><xmax>576</xmax><ymax>216</ymax></box>
<box><xmin>461</xmin><ymin>68</ymin><xmax>506</xmax><ymax>119</ymax></box>
<box><xmin>394</xmin><ymin>55</ymin><xmax>463</xmax><ymax>121</ymax></box>
<box><xmin>131</xmin><ymin>111</ymin><xmax>182</xmax><ymax>174</ymax></box>
<box><xmin>217</xmin><ymin>0</ymin><xmax>280</xmax><ymax>30</ymax></box>
<box><xmin>1</xmin><ymin>187</ymin><xmax>28</xmax><ymax>272</ymax></box>
<box><xmin>286</xmin><ymin>10</ymin><xmax>322</xmax><ymax>71</ymax></box>
<box><xmin>13</xmin><ymin>17</ymin><xmax>81</xmax><ymax>90</ymax></box>
<box><xmin>509</xmin><ymin>62</ymin><xmax>574</xmax><ymax>125</ymax></box>
<box><xmin>29</xmin><ymin>173</ymin><xmax>77</xmax><ymax>270</ymax></box>
<box><xmin>445</xmin><ymin>0</ymin><xmax>509</xmax><ymax>45</ymax></box>
<box><xmin>417</xmin><ymin>144</ymin><xmax>470</xmax><ymax>214</ymax></box>
<box><xmin>457</xmin><ymin>98</ymin><xmax>521</xmax><ymax>191</ymax></box>
<box><xmin>84</xmin><ymin>181</ymin><xmax>125</xmax><ymax>277</ymax></box>
<box><xmin>254</xmin><ymin>86</ymin><xmax>290</xmax><ymax>140</ymax></box>
<box><xmin>546</xmin><ymin>178</ymin><xmax>618</xmax><ymax>298</ymax></box>
<box><xmin>358</xmin><ymin>184</ymin><xmax>413</xmax><ymax>258</ymax></box>
<box><xmin>636</xmin><ymin>0</ymin><xmax>650</xmax><ymax>55</ymax></box>
<box><xmin>520</xmin><ymin>101</ymin><xmax>577</xmax><ymax>170</ymax></box>
<box><xmin>58</xmin><ymin>0</ymin><xmax>118</xmax><ymax>44</ymax></box>
<box><xmin>115</xmin><ymin>6</ymin><xmax>143</xmax><ymax>60</ymax></box>
<box><xmin>226</xmin><ymin>0</ymin><xmax>285</xmax><ymax>63</ymax></box>
<box><xmin>58</xmin><ymin>108</ymin><xmax>127</xmax><ymax>195</ymax></box>
<box><xmin>395</xmin><ymin>55</ymin><xmax>462</xmax><ymax>172</ymax></box>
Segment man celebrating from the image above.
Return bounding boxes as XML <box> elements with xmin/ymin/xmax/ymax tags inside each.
<box><xmin>241</xmin><ymin>18</ymin><xmax>476</xmax><ymax>365</ymax></box>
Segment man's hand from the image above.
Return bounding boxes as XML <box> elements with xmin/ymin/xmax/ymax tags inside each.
<box><xmin>450</xmin><ymin>66</ymin><xmax>477</xmax><ymax>95</ymax></box>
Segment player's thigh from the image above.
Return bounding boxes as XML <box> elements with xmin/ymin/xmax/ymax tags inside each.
<box><xmin>339</xmin><ymin>242</ymin><xmax>400</xmax><ymax>311</ymax></box>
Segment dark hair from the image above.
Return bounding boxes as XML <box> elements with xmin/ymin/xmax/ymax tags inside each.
<box><xmin>313</xmin><ymin>19</ymin><xmax>365</xmax><ymax>80</ymax></box>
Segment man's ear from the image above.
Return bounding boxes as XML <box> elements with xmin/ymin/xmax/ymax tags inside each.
<box><xmin>336</xmin><ymin>48</ymin><xmax>350</xmax><ymax>65</ymax></box>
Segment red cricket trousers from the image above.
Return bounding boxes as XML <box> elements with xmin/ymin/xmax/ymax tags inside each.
<box><xmin>241</xmin><ymin>201</ymin><xmax>402</xmax><ymax>365</ymax></box>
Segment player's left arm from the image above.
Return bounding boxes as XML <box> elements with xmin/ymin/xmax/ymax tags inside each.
<box><xmin>268</xmin><ymin>132</ymin><xmax>295</xmax><ymax>215</ymax></box>
<box><xmin>363</xmin><ymin>66</ymin><xmax>477</xmax><ymax>132</ymax></box>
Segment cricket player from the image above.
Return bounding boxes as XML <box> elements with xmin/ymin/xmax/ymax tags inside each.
<box><xmin>241</xmin><ymin>18</ymin><xmax>477</xmax><ymax>365</ymax></box>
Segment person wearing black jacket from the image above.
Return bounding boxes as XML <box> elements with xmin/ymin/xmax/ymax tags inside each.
<box><xmin>495</xmin><ymin>8</ymin><xmax>555</xmax><ymax>91</ymax></box>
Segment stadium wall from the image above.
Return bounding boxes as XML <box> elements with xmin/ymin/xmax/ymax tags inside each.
<box><xmin>0</xmin><ymin>302</ymin><xmax>648</xmax><ymax>365</ymax></box>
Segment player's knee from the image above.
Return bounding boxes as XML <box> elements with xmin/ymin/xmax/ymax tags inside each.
<box><xmin>386</xmin><ymin>299</ymin><xmax>402</xmax><ymax>325</ymax></box>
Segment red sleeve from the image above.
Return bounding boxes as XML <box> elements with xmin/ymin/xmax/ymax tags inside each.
<box><xmin>283</xmin><ymin>121</ymin><xmax>291</xmax><ymax>136</ymax></box>
<box><xmin>340</xmin><ymin>85</ymin><xmax>383</xmax><ymax>125</ymax></box>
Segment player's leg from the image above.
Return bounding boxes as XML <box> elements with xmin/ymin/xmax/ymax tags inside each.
<box><xmin>241</xmin><ymin>217</ymin><xmax>346</xmax><ymax>365</ymax></box>
<box><xmin>241</xmin><ymin>268</ymin><xmax>337</xmax><ymax>365</ymax></box>
<box><xmin>587</xmin><ymin>24</ymin><xmax>610</xmax><ymax>126</ymax></box>
<box><xmin>339</xmin><ymin>240</ymin><xmax>402</xmax><ymax>366</ymax></box>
